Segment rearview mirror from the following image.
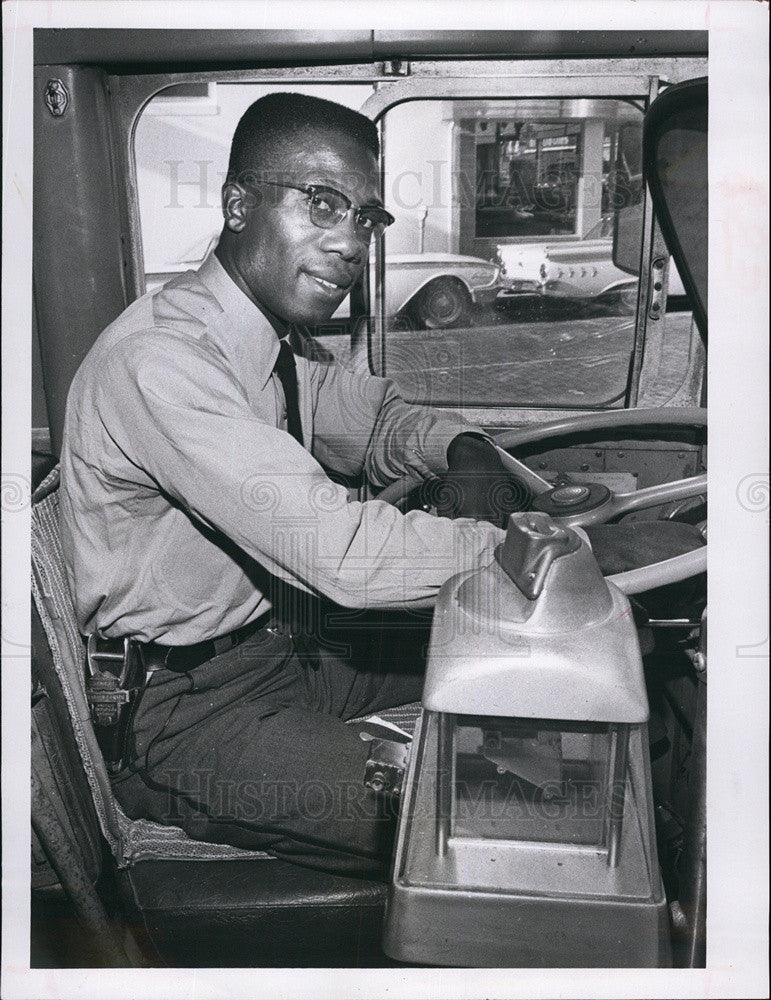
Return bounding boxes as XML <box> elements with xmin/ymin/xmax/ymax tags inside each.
<box><xmin>643</xmin><ymin>78</ymin><xmax>707</xmax><ymax>338</ymax></box>
<box><xmin>613</xmin><ymin>200</ymin><xmax>643</xmax><ymax>275</ymax></box>
<box><xmin>612</xmin><ymin>122</ymin><xmax>644</xmax><ymax>275</ymax></box>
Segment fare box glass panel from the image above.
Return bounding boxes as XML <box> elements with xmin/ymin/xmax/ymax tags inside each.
<box><xmin>452</xmin><ymin>715</ymin><xmax>613</xmax><ymax>846</ymax></box>
<box><xmin>399</xmin><ymin>711</ymin><xmax>658</xmax><ymax>899</ymax></box>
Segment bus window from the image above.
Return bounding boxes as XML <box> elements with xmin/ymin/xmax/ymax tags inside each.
<box><xmin>376</xmin><ymin>96</ymin><xmax>693</xmax><ymax>410</ymax></box>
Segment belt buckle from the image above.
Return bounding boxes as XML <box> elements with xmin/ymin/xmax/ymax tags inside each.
<box><xmin>85</xmin><ymin>634</ymin><xmax>148</xmax><ymax>770</ymax></box>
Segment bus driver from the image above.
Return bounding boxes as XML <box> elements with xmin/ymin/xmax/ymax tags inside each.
<box><xmin>59</xmin><ymin>93</ymin><xmax>521</xmax><ymax>876</ymax></box>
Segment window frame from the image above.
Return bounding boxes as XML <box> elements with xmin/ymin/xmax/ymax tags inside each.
<box><xmin>362</xmin><ymin>72</ymin><xmax>667</xmax><ymax>419</ymax></box>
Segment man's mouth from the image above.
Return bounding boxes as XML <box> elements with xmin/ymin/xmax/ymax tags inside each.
<box><xmin>304</xmin><ymin>271</ymin><xmax>352</xmax><ymax>295</ymax></box>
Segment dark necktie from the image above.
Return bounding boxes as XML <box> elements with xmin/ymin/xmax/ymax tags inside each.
<box><xmin>273</xmin><ymin>338</ymin><xmax>304</xmax><ymax>447</ymax></box>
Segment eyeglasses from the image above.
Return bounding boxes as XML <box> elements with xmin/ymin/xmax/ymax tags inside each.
<box><xmin>261</xmin><ymin>181</ymin><xmax>395</xmax><ymax>240</ymax></box>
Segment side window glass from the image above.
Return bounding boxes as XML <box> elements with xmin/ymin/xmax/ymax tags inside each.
<box><xmin>379</xmin><ymin>98</ymin><xmax>655</xmax><ymax>408</ymax></box>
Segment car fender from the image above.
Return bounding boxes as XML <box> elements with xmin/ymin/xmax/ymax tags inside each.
<box><xmin>392</xmin><ymin>271</ymin><xmax>476</xmax><ymax>315</ymax></box>
<box><xmin>597</xmin><ymin>276</ymin><xmax>639</xmax><ymax>298</ymax></box>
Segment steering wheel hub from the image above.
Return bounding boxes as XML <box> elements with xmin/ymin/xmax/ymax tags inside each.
<box><xmin>532</xmin><ymin>481</ymin><xmax>612</xmax><ymax>518</ymax></box>
<box><xmin>551</xmin><ymin>484</ymin><xmax>592</xmax><ymax>506</ymax></box>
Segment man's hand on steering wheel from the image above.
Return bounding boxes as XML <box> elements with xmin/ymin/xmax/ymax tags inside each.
<box><xmin>440</xmin><ymin>433</ymin><xmax>530</xmax><ymax>528</ymax></box>
<box><xmin>378</xmin><ymin>410</ymin><xmax>706</xmax><ymax>593</ymax></box>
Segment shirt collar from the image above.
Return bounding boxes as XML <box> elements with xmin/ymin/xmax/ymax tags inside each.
<box><xmin>196</xmin><ymin>250</ymin><xmax>281</xmax><ymax>391</ymax></box>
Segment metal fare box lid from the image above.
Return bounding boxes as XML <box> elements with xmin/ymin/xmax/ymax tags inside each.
<box><xmin>422</xmin><ymin>512</ymin><xmax>648</xmax><ymax>723</ymax></box>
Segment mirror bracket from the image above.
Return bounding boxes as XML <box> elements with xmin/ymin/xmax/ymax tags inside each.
<box><xmin>647</xmin><ymin>256</ymin><xmax>667</xmax><ymax>321</ymax></box>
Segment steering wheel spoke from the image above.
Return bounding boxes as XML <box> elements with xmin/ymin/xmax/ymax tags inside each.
<box><xmin>609</xmin><ymin>473</ymin><xmax>708</xmax><ymax>520</ymax></box>
<box><xmin>495</xmin><ymin>447</ymin><xmax>553</xmax><ymax>495</ymax></box>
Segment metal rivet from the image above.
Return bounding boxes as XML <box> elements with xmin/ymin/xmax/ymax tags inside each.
<box><xmin>44</xmin><ymin>78</ymin><xmax>69</xmax><ymax>117</ymax></box>
<box><xmin>617</xmin><ymin>452</ymin><xmax>625</xmax><ymax>459</ymax></box>
<box><xmin>594</xmin><ymin>450</ymin><xmax>603</xmax><ymax>458</ymax></box>
<box><xmin>580</xmin><ymin>463</ymin><xmax>589</xmax><ymax>471</ymax></box>
<box><xmin>538</xmin><ymin>461</ymin><xmax>547</xmax><ymax>469</ymax></box>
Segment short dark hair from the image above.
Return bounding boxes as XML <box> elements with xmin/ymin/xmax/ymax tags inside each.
<box><xmin>226</xmin><ymin>92</ymin><xmax>379</xmax><ymax>183</ymax></box>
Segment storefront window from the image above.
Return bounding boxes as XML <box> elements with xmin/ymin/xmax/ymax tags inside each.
<box><xmin>474</xmin><ymin>121</ymin><xmax>584</xmax><ymax>238</ymax></box>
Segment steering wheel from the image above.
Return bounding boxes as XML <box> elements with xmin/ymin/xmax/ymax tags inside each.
<box><xmin>377</xmin><ymin>407</ymin><xmax>707</xmax><ymax>595</ymax></box>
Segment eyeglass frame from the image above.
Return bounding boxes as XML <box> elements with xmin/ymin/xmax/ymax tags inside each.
<box><xmin>258</xmin><ymin>180</ymin><xmax>395</xmax><ymax>239</ymax></box>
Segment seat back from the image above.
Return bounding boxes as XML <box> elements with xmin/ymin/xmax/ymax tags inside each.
<box><xmin>31</xmin><ymin>467</ymin><xmax>271</xmax><ymax>867</ymax></box>
<box><xmin>32</xmin><ymin>596</ymin><xmax>104</xmax><ymax>887</ymax></box>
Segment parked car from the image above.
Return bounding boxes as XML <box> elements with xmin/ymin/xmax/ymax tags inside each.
<box><xmin>146</xmin><ymin>239</ymin><xmax>504</xmax><ymax>330</ymax></box>
<box><xmin>497</xmin><ymin>213</ymin><xmax>685</xmax><ymax>312</ymax></box>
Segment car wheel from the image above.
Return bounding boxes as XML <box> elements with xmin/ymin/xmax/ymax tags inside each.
<box><xmin>410</xmin><ymin>278</ymin><xmax>471</xmax><ymax>329</ymax></box>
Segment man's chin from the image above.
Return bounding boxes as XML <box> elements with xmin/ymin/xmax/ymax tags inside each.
<box><xmin>291</xmin><ymin>303</ymin><xmax>346</xmax><ymax>328</ymax></box>
<box><xmin>254</xmin><ymin>296</ymin><xmax>340</xmax><ymax>331</ymax></box>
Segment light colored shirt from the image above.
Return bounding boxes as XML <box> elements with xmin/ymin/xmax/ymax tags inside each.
<box><xmin>60</xmin><ymin>253</ymin><xmax>504</xmax><ymax>644</ymax></box>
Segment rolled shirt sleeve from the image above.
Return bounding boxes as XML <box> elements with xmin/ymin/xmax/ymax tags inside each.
<box><xmin>307</xmin><ymin>357</ymin><xmax>480</xmax><ymax>486</ymax></box>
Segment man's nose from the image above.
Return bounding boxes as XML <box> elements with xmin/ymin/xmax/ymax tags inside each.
<box><xmin>319</xmin><ymin>211</ymin><xmax>367</xmax><ymax>261</ymax></box>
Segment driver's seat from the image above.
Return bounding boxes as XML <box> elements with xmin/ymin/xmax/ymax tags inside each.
<box><xmin>31</xmin><ymin>466</ymin><xmax>418</xmax><ymax>967</ymax></box>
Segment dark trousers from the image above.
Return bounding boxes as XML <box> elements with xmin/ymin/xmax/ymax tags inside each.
<box><xmin>112</xmin><ymin>611</ymin><xmax>428</xmax><ymax>878</ymax></box>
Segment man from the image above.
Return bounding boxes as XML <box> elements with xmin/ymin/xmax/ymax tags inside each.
<box><xmin>59</xmin><ymin>93</ymin><xmax>520</xmax><ymax>877</ymax></box>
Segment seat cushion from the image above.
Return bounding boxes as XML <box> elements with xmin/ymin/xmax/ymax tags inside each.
<box><xmin>119</xmin><ymin>858</ymin><xmax>392</xmax><ymax>966</ymax></box>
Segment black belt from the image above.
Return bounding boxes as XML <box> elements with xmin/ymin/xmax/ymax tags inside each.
<box><xmin>140</xmin><ymin>614</ymin><xmax>270</xmax><ymax>673</ymax></box>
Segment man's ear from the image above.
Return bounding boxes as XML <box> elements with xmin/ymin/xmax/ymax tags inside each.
<box><xmin>221</xmin><ymin>182</ymin><xmax>253</xmax><ymax>233</ymax></box>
